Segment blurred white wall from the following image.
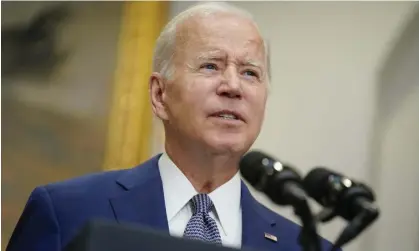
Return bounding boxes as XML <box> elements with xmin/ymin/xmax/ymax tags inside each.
<box><xmin>168</xmin><ymin>2</ymin><xmax>418</xmax><ymax>251</ymax></box>
<box><xmin>367</xmin><ymin>9</ymin><xmax>419</xmax><ymax>251</ymax></box>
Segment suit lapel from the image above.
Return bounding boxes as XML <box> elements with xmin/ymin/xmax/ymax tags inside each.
<box><xmin>109</xmin><ymin>155</ymin><xmax>169</xmax><ymax>232</ymax></box>
<box><xmin>241</xmin><ymin>182</ymin><xmax>280</xmax><ymax>251</ymax></box>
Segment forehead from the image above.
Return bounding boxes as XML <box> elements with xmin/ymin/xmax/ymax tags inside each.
<box><xmin>176</xmin><ymin>13</ymin><xmax>266</xmax><ymax>62</ymax></box>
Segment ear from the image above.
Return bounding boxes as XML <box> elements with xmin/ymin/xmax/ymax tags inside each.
<box><xmin>149</xmin><ymin>72</ymin><xmax>169</xmax><ymax>121</ymax></box>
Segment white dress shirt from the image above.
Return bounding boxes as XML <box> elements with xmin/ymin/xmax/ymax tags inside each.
<box><xmin>158</xmin><ymin>152</ymin><xmax>242</xmax><ymax>248</ymax></box>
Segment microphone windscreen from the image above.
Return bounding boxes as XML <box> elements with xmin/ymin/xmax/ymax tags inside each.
<box><xmin>239</xmin><ymin>150</ymin><xmax>269</xmax><ymax>186</ymax></box>
<box><xmin>303</xmin><ymin>167</ymin><xmax>334</xmax><ymax>204</ymax></box>
<box><xmin>240</xmin><ymin>150</ymin><xmax>307</xmax><ymax>206</ymax></box>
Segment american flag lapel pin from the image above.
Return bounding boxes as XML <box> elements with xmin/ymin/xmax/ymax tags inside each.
<box><xmin>264</xmin><ymin>232</ymin><xmax>278</xmax><ymax>242</ymax></box>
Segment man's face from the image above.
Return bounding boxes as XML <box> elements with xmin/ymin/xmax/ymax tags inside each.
<box><xmin>154</xmin><ymin>13</ymin><xmax>268</xmax><ymax>155</ymax></box>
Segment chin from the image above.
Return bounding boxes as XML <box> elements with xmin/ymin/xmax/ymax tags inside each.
<box><xmin>204</xmin><ymin>135</ymin><xmax>250</xmax><ymax>155</ymax></box>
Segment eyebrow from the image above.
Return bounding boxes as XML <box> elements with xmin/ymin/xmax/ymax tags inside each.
<box><xmin>243</xmin><ymin>59</ymin><xmax>262</xmax><ymax>69</ymax></box>
<box><xmin>196</xmin><ymin>50</ymin><xmax>225</xmax><ymax>61</ymax></box>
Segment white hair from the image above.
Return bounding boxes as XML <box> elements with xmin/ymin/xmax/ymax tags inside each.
<box><xmin>152</xmin><ymin>2</ymin><xmax>270</xmax><ymax>80</ymax></box>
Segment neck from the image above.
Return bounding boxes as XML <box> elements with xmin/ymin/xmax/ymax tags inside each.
<box><xmin>164</xmin><ymin>134</ymin><xmax>240</xmax><ymax>194</ymax></box>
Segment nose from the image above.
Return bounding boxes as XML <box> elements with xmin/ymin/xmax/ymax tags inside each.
<box><xmin>217</xmin><ymin>66</ymin><xmax>242</xmax><ymax>99</ymax></box>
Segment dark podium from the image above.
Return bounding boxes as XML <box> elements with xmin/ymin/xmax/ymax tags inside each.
<box><xmin>64</xmin><ymin>220</ymin><xmax>254</xmax><ymax>251</ymax></box>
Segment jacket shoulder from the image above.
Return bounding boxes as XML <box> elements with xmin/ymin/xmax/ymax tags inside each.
<box><xmin>42</xmin><ymin>154</ymin><xmax>161</xmax><ymax>198</ymax></box>
<box><xmin>43</xmin><ymin>168</ymin><xmax>127</xmax><ymax>197</ymax></box>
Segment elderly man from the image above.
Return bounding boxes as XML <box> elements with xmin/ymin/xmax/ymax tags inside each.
<box><xmin>7</xmin><ymin>2</ymin><xmax>334</xmax><ymax>251</ymax></box>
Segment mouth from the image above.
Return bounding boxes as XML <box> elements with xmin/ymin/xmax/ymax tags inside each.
<box><xmin>210</xmin><ymin>110</ymin><xmax>245</xmax><ymax>122</ymax></box>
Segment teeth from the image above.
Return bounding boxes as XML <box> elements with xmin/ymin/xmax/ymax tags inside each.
<box><xmin>218</xmin><ymin>114</ymin><xmax>237</xmax><ymax>120</ymax></box>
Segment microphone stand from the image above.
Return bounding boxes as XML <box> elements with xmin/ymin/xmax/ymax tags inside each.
<box><xmin>315</xmin><ymin>202</ymin><xmax>379</xmax><ymax>251</ymax></box>
<box><xmin>284</xmin><ymin>184</ymin><xmax>321</xmax><ymax>251</ymax></box>
<box><xmin>314</xmin><ymin>186</ymin><xmax>380</xmax><ymax>251</ymax></box>
<box><xmin>293</xmin><ymin>200</ymin><xmax>321</xmax><ymax>251</ymax></box>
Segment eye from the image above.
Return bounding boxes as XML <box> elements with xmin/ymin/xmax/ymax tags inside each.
<box><xmin>243</xmin><ymin>70</ymin><xmax>259</xmax><ymax>78</ymax></box>
<box><xmin>201</xmin><ymin>63</ymin><xmax>218</xmax><ymax>71</ymax></box>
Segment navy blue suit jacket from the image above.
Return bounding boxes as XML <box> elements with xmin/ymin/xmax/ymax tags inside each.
<box><xmin>7</xmin><ymin>154</ymin><xmax>334</xmax><ymax>251</ymax></box>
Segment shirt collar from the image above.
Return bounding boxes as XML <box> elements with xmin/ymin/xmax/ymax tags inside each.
<box><xmin>208</xmin><ymin>170</ymin><xmax>241</xmax><ymax>237</ymax></box>
<box><xmin>158</xmin><ymin>152</ymin><xmax>197</xmax><ymax>222</ymax></box>
<box><xmin>158</xmin><ymin>152</ymin><xmax>242</xmax><ymax>237</ymax></box>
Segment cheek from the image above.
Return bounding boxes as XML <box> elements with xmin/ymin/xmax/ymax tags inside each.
<box><xmin>173</xmin><ymin>76</ymin><xmax>212</xmax><ymax>99</ymax></box>
<box><xmin>165</xmin><ymin>81</ymin><xmax>208</xmax><ymax>123</ymax></box>
<box><xmin>164</xmin><ymin>84</ymin><xmax>190</xmax><ymax>122</ymax></box>
<box><xmin>248</xmin><ymin>89</ymin><xmax>267</xmax><ymax>126</ymax></box>
<box><xmin>183</xmin><ymin>78</ymin><xmax>217</xmax><ymax>108</ymax></box>
<box><xmin>248</xmin><ymin>85</ymin><xmax>267</xmax><ymax>108</ymax></box>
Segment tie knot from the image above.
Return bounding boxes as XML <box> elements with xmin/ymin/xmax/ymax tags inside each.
<box><xmin>191</xmin><ymin>194</ymin><xmax>214</xmax><ymax>214</ymax></box>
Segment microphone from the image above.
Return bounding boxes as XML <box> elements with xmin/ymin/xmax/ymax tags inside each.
<box><xmin>303</xmin><ymin>167</ymin><xmax>380</xmax><ymax>250</ymax></box>
<box><xmin>239</xmin><ymin>150</ymin><xmax>308</xmax><ymax>206</ymax></box>
<box><xmin>240</xmin><ymin>150</ymin><xmax>321</xmax><ymax>251</ymax></box>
